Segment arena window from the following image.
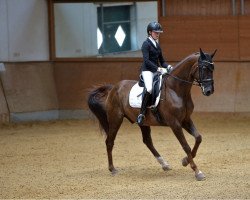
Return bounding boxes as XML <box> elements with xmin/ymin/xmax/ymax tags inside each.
<box><xmin>49</xmin><ymin>0</ymin><xmax>158</xmax><ymax>60</ymax></box>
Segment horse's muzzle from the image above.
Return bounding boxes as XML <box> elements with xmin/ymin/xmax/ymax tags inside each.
<box><xmin>202</xmin><ymin>86</ymin><xmax>214</xmax><ymax>96</ymax></box>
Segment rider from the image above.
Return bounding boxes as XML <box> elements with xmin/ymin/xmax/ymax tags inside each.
<box><xmin>137</xmin><ymin>22</ymin><xmax>172</xmax><ymax>125</ymax></box>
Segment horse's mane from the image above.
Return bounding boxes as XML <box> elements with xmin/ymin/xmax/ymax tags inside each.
<box><xmin>173</xmin><ymin>52</ymin><xmax>200</xmax><ymax>70</ymax></box>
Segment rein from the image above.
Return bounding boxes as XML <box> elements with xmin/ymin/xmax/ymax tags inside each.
<box><xmin>164</xmin><ymin>58</ymin><xmax>214</xmax><ymax>87</ymax></box>
<box><xmin>165</xmin><ymin>72</ymin><xmax>200</xmax><ymax>86</ymax></box>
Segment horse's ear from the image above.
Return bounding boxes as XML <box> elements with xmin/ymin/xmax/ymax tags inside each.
<box><xmin>211</xmin><ymin>49</ymin><xmax>217</xmax><ymax>59</ymax></box>
<box><xmin>200</xmin><ymin>48</ymin><xmax>206</xmax><ymax>60</ymax></box>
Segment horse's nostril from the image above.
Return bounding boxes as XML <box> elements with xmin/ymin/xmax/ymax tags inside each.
<box><xmin>205</xmin><ymin>90</ymin><xmax>211</xmax><ymax>96</ymax></box>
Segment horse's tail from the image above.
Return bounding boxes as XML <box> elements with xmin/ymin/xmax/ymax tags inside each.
<box><xmin>87</xmin><ymin>84</ymin><xmax>113</xmax><ymax>134</ymax></box>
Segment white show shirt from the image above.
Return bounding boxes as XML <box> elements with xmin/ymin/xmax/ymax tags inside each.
<box><xmin>148</xmin><ymin>36</ymin><xmax>158</xmax><ymax>47</ymax></box>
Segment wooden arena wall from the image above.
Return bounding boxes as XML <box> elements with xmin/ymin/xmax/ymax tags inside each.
<box><xmin>161</xmin><ymin>0</ymin><xmax>250</xmax><ymax>16</ymax></box>
<box><xmin>0</xmin><ymin>62</ymin><xmax>58</xmax><ymax>122</ymax></box>
<box><xmin>54</xmin><ymin>61</ymin><xmax>250</xmax><ymax>113</ymax></box>
<box><xmin>0</xmin><ymin>60</ymin><xmax>250</xmax><ymax>123</ymax></box>
<box><xmin>159</xmin><ymin>16</ymin><xmax>250</xmax><ymax>61</ymax></box>
<box><xmin>0</xmin><ymin>0</ymin><xmax>250</xmax><ymax>122</ymax></box>
<box><xmin>0</xmin><ymin>78</ymin><xmax>9</xmax><ymax>122</ymax></box>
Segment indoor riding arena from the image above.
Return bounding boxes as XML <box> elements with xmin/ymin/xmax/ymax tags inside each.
<box><xmin>0</xmin><ymin>0</ymin><xmax>250</xmax><ymax>199</ymax></box>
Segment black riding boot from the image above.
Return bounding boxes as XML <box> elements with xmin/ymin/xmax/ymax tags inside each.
<box><xmin>137</xmin><ymin>92</ymin><xmax>150</xmax><ymax>125</ymax></box>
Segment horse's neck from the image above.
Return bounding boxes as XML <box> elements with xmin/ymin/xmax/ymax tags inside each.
<box><xmin>172</xmin><ymin>55</ymin><xmax>198</xmax><ymax>81</ymax></box>
<box><xmin>164</xmin><ymin>55</ymin><xmax>198</xmax><ymax>95</ymax></box>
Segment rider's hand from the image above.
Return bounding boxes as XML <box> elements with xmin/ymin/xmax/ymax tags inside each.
<box><xmin>157</xmin><ymin>67</ymin><xmax>167</xmax><ymax>74</ymax></box>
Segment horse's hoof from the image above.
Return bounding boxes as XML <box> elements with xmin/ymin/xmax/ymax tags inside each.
<box><xmin>162</xmin><ymin>165</ymin><xmax>172</xmax><ymax>171</ymax></box>
<box><xmin>111</xmin><ymin>168</ymin><xmax>118</xmax><ymax>176</ymax></box>
<box><xmin>195</xmin><ymin>171</ymin><xmax>205</xmax><ymax>181</ymax></box>
<box><xmin>182</xmin><ymin>157</ymin><xmax>189</xmax><ymax>167</ymax></box>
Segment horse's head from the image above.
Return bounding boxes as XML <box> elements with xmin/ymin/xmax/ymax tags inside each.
<box><xmin>194</xmin><ymin>48</ymin><xmax>217</xmax><ymax>96</ymax></box>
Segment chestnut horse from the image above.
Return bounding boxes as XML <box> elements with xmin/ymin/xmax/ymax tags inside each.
<box><xmin>88</xmin><ymin>49</ymin><xmax>216</xmax><ymax>181</ymax></box>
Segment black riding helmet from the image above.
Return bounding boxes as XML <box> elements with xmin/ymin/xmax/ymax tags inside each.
<box><xmin>147</xmin><ymin>22</ymin><xmax>163</xmax><ymax>35</ymax></box>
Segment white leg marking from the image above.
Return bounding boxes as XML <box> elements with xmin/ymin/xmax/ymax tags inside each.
<box><xmin>156</xmin><ymin>156</ymin><xmax>171</xmax><ymax>170</ymax></box>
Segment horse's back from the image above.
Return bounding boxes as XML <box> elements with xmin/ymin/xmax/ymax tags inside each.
<box><xmin>117</xmin><ymin>80</ymin><xmax>137</xmax><ymax>92</ymax></box>
<box><xmin>114</xmin><ymin>80</ymin><xmax>137</xmax><ymax>102</ymax></box>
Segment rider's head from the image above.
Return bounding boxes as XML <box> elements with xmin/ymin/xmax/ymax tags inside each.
<box><xmin>147</xmin><ymin>22</ymin><xmax>163</xmax><ymax>34</ymax></box>
<box><xmin>147</xmin><ymin>22</ymin><xmax>163</xmax><ymax>40</ymax></box>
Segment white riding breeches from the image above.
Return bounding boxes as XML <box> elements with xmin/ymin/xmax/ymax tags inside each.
<box><xmin>142</xmin><ymin>71</ymin><xmax>154</xmax><ymax>94</ymax></box>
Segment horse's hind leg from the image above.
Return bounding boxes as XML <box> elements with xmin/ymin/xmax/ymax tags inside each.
<box><xmin>106</xmin><ymin>114</ymin><xmax>123</xmax><ymax>175</ymax></box>
<box><xmin>140</xmin><ymin>126</ymin><xmax>172</xmax><ymax>171</ymax></box>
<box><xmin>181</xmin><ymin>119</ymin><xmax>202</xmax><ymax>167</ymax></box>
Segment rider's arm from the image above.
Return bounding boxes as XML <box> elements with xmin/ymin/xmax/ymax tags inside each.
<box><xmin>158</xmin><ymin>47</ymin><xmax>172</xmax><ymax>73</ymax></box>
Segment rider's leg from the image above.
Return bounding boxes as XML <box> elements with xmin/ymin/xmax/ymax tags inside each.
<box><xmin>137</xmin><ymin>91</ymin><xmax>150</xmax><ymax>125</ymax></box>
<box><xmin>137</xmin><ymin>71</ymin><xmax>153</xmax><ymax>125</ymax></box>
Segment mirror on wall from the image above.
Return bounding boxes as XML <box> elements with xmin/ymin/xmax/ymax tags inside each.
<box><xmin>53</xmin><ymin>1</ymin><xmax>158</xmax><ymax>58</ymax></box>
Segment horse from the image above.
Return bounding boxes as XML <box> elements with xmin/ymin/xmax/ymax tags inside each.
<box><xmin>87</xmin><ymin>48</ymin><xmax>217</xmax><ymax>181</ymax></box>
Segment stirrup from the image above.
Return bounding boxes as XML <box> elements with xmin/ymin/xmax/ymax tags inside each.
<box><xmin>137</xmin><ymin>114</ymin><xmax>145</xmax><ymax>125</ymax></box>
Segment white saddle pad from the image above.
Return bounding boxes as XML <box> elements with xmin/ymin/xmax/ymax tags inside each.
<box><xmin>129</xmin><ymin>82</ymin><xmax>162</xmax><ymax>108</ymax></box>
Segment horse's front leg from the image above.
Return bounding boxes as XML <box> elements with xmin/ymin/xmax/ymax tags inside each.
<box><xmin>170</xmin><ymin>122</ymin><xmax>205</xmax><ymax>181</ymax></box>
<box><xmin>181</xmin><ymin>119</ymin><xmax>202</xmax><ymax>167</ymax></box>
<box><xmin>140</xmin><ymin>126</ymin><xmax>172</xmax><ymax>171</ymax></box>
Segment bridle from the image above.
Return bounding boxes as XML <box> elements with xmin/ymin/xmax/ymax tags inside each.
<box><xmin>197</xmin><ymin>58</ymin><xmax>214</xmax><ymax>87</ymax></box>
<box><xmin>165</xmin><ymin>57</ymin><xmax>214</xmax><ymax>87</ymax></box>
